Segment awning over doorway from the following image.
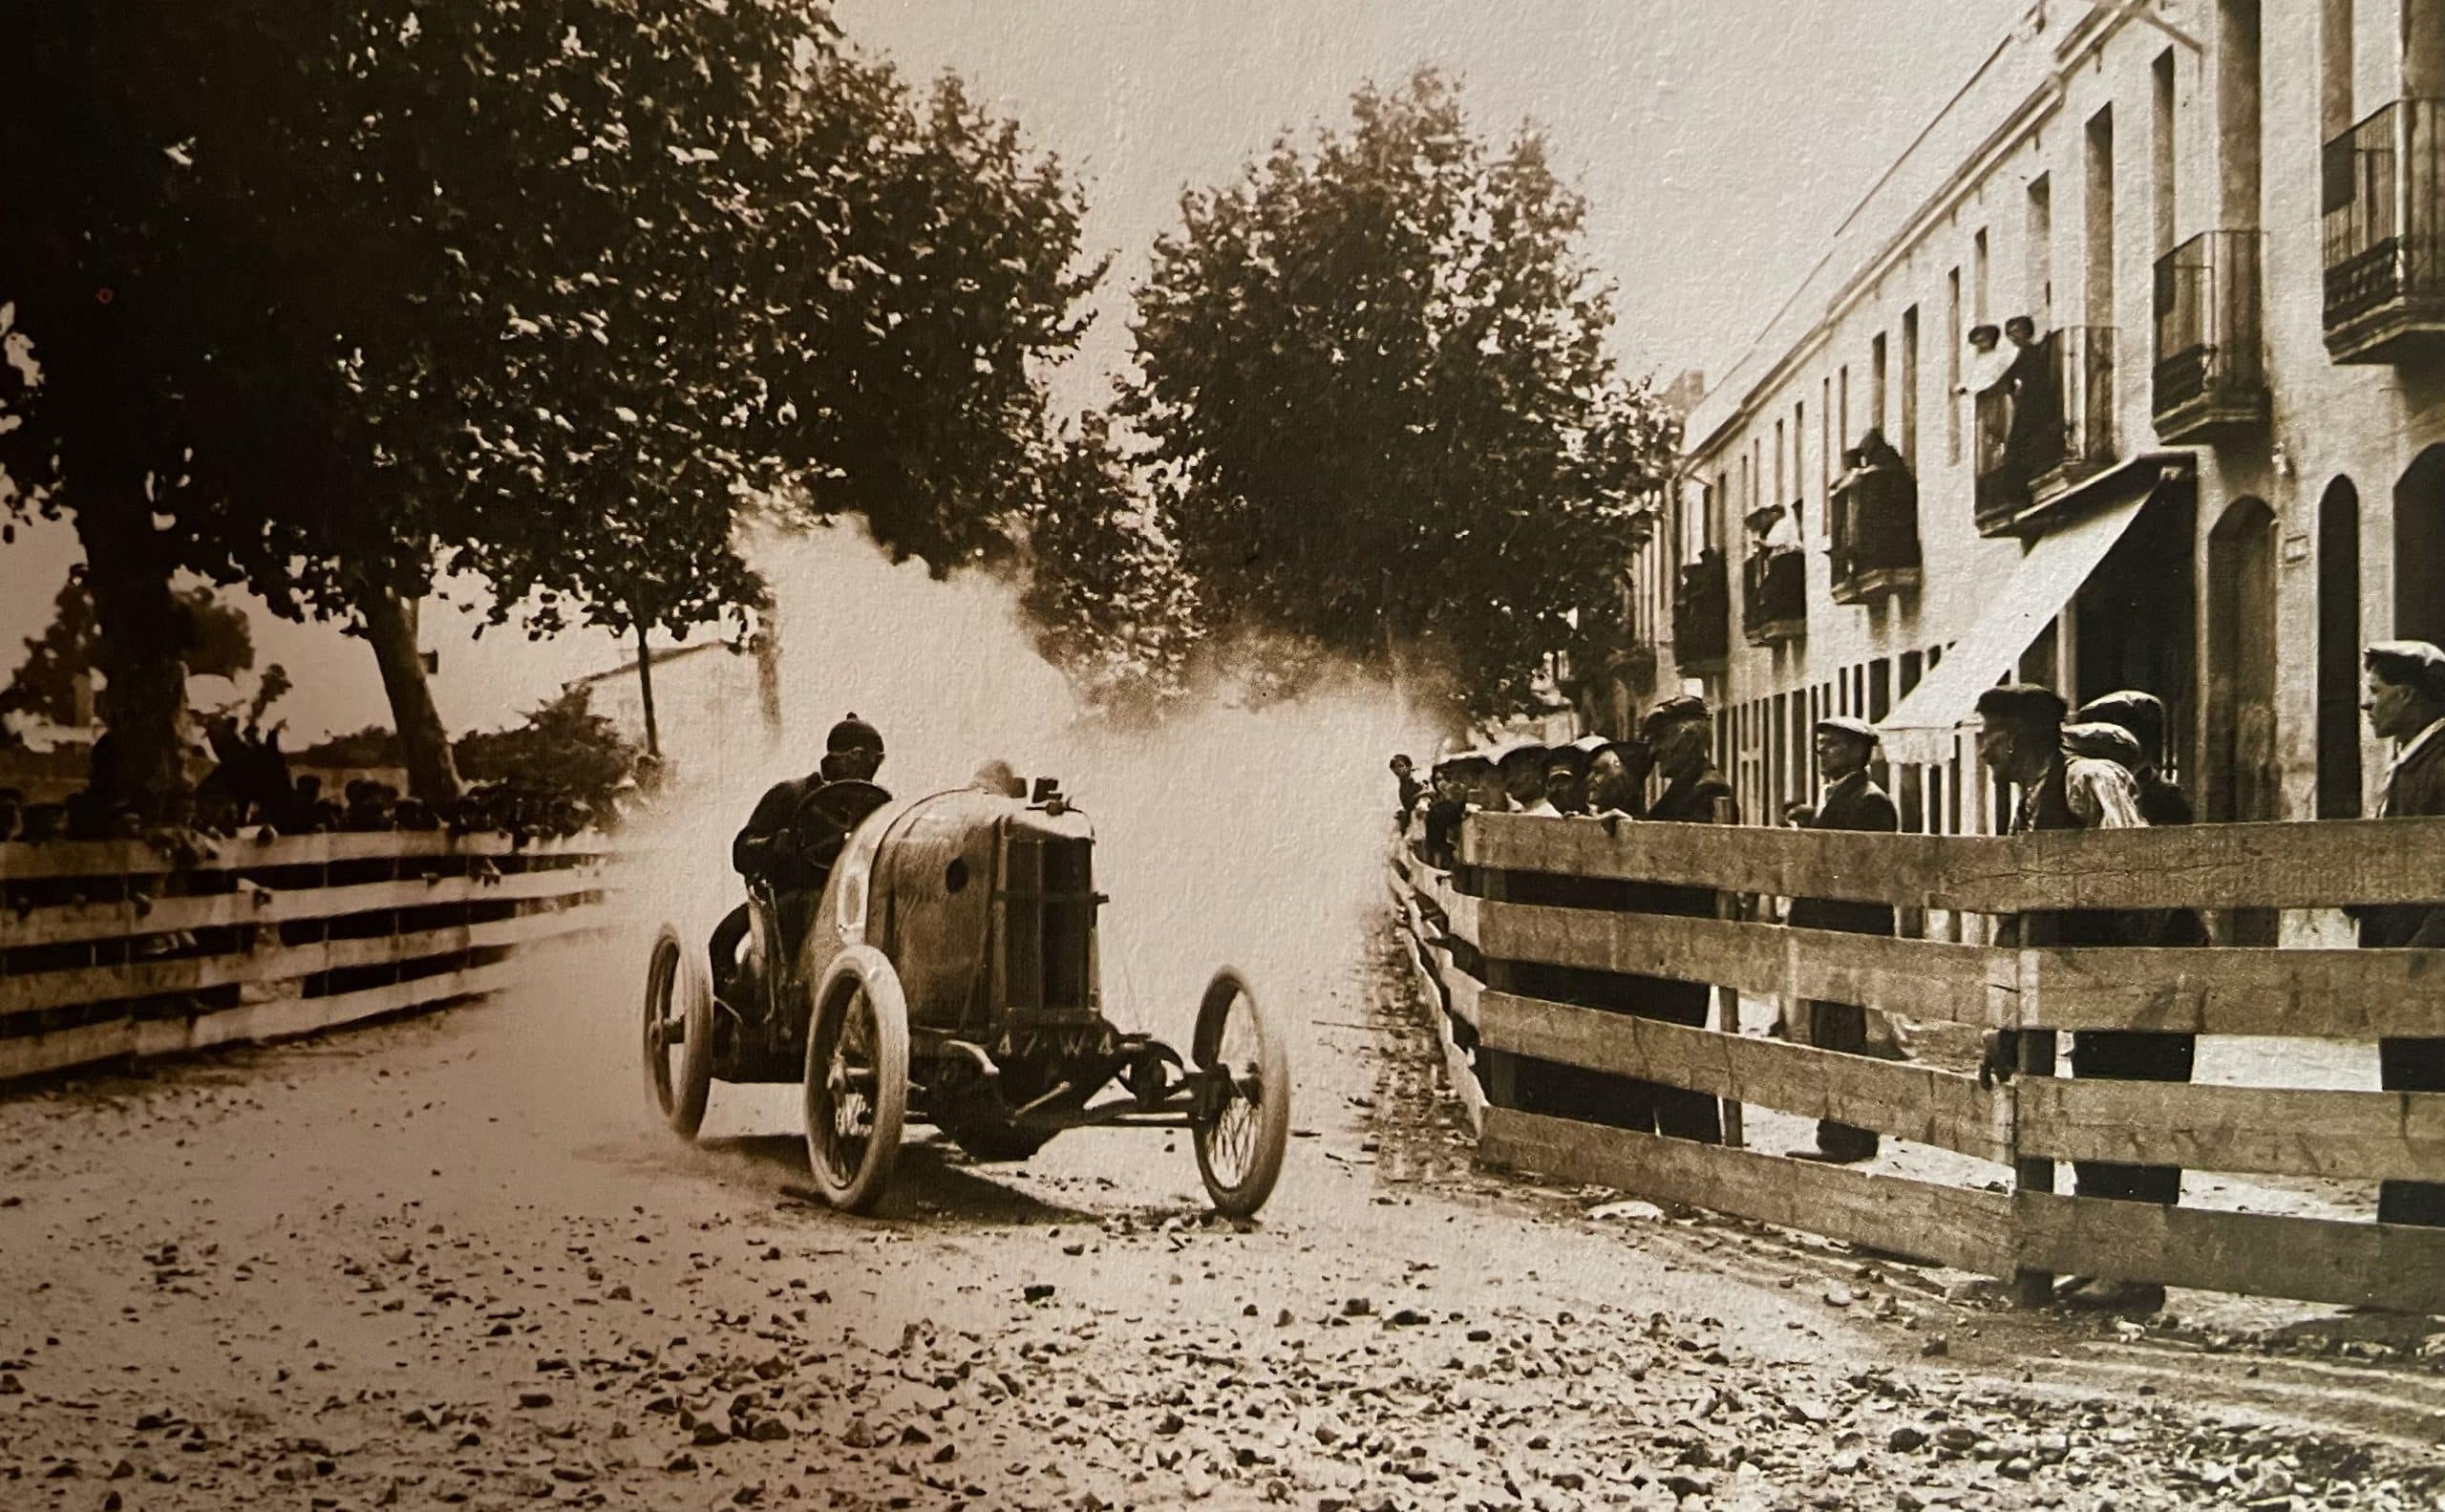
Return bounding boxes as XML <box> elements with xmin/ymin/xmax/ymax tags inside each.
<box><xmin>1878</xmin><ymin>484</ymin><xmax>2164</xmax><ymax>766</ymax></box>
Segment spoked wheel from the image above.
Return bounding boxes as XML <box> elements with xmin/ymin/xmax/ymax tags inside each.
<box><xmin>1189</xmin><ymin>966</ymin><xmax>1291</xmax><ymax>1219</ymax></box>
<box><xmin>801</xmin><ymin>946</ymin><xmax>909</xmax><ymax>1214</ymax></box>
<box><xmin>643</xmin><ymin>925</ymin><xmax>715</xmax><ymax>1140</ymax></box>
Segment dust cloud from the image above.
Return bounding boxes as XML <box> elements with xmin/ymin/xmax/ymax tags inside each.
<box><xmin>607</xmin><ymin>522</ymin><xmax>1436</xmax><ymax>1062</ymax></box>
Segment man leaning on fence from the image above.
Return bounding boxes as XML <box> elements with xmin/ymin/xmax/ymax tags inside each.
<box><xmin>2356</xmin><ymin>640</ymin><xmax>2445</xmax><ymax>1230</ymax></box>
<box><xmin>1974</xmin><ymin>683</ymin><xmax>2180</xmax><ymax>1313</ymax></box>
<box><xmin>1788</xmin><ymin>716</ymin><xmax>1899</xmax><ymax>1165</ymax></box>
<box><xmin>1616</xmin><ymin>694</ymin><xmax>1739</xmax><ymax>1144</ymax></box>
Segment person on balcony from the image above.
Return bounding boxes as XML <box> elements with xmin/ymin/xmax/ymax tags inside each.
<box><xmin>2354</xmin><ymin>640</ymin><xmax>2445</xmax><ymax>1231</ymax></box>
<box><xmin>1845</xmin><ymin>430</ymin><xmax>1917</xmax><ymax>576</ymax></box>
<box><xmin>1998</xmin><ymin>315</ymin><xmax>2058</xmax><ymax>496</ymax></box>
<box><xmin>1745</xmin><ymin>500</ymin><xmax>1798</xmax><ymax>554</ymax></box>
<box><xmin>1957</xmin><ymin>322</ymin><xmax>2012</xmax><ymax>400</ymax></box>
<box><xmin>1788</xmin><ymin>716</ymin><xmax>1900</xmax><ymax>1165</ymax></box>
<box><xmin>1975</xmin><ymin>684</ymin><xmax>2171</xmax><ymax>1314</ymax></box>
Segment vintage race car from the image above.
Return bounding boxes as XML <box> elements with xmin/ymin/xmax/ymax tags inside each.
<box><xmin>640</xmin><ymin>777</ymin><xmax>1291</xmax><ymax>1218</ymax></box>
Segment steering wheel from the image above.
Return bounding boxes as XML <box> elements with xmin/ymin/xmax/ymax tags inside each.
<box><xmin>792</xmin><ymin>780</ymin><xmax>892</xmax><ymax>872</ymax></box>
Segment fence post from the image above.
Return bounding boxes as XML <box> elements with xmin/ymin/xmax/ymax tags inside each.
<box><xmin>2009</xmin><ymin>945</ymin><xmax>2056</xmax><ymax>1308</ymax></box>
<box><xmin>1477</xmin><ymin>858</ymin><xmax>1518</xmax><ymax>1110</ymax></box>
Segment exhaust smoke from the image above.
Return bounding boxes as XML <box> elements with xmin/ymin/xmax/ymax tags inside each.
<box><xmin>610</xmin><ymin>521</ymin><xmax>1436</xmax><ymax>1071</ymax></box>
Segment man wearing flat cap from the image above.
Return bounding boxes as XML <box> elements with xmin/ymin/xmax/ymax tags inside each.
<box><xmin>2357</xmin><ymin>640</ymin><xmax>2445</xmax><ymax>1228</ymax></box>
<box><xmin>2074</xmin><ymin>690</ymin><xmax>2192</xmax><ymax>826</ymax></box>
<box><xmin>1620</xmin><ymin>693</ymin><xmax>1739</xmax><ymax>1142</ymax></box>
<box><xmin>1787</xmin><ymin>716</ymin><xmax>1900</xmax><ymax>1163</ymax></box>
<box><xmin>1542</xmin><ymin>740</ymin><xmax>1599</xmax><ymax>817</ymax></box>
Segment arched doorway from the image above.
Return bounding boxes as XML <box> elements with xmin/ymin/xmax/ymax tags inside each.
<box><xmin>2208</xmin><ymin>497</ymin><xmax>2279</xmax><ymax>945</ymax></box>
<box><xmin>2397</xmin><ymin>446</ymin><xmax>2445</xmax><ymax>645</ymax></box>
<box><xmin>2206</xmin><ymin>498</ymin><xmax>2280</xmax><ymax>825</ymax></box>
<box><xmin>2317</xmin><ymin>478</ymin><xmax>2363</xmax><ymax>820</ymax></box>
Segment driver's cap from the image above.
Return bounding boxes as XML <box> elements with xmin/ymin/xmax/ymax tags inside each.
<box><xmin>826</xmin><ymin>713</ymin><xmax>883</xmax><ymax>755</ymax></box>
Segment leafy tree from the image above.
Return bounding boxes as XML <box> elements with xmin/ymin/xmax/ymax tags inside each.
<box><xmin>1017</xmin><ymin>415</ymin><xmax>1202</xmax><ymax>723</ymax></box>
<box><xmin>2</xmin><ymin>3</ymin><xmax>1097</xmax><ymax>804</ymax></box>
<box><xmin>446</xmin><ymin>53</ymin><xmax>1103</xmax><ymax>737</ymax></box>
<box><xmin>1117</xmin><ymin>71</ymin><xmax>1679</xmax><ymax>721</ymax></box>
<box><xmin>453</xmin><ymin>687</ymin><xmax>638</xmax><ymax>810</ymax></box>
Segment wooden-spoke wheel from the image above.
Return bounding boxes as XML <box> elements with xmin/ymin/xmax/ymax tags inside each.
<box><xmin>1189</xmin><ymin>967</ymin><xmax>1291</xmax><ymax>1219</ymax></box>
<box><xmin>643</xmin><ymin>924</ymin><xmax>715</xmax><ymax>1140</ymax></box>
<box><xmin>801</xmin><ymin>946</ymin><xmax>909</xmax><ymax>1213</ymax></box>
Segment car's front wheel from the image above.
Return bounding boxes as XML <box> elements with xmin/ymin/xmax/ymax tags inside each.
<box><xmin>643</xmin><ymin>925</ymin><xmax>715</xmax><ymax>1140</ymax></box>
<box><xmin>1189</xmin><ymin>966</ymin><xmax>1291</xmax><ymax>1219</ymax></box>
<box><xmin>800</xmin><ymin>946</ymin><xmax>909</xmax><ymax>1213</ymax></box>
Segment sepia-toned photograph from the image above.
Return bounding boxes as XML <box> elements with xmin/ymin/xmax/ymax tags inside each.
<box><xmin>4</xmin><ymin>1</ymin><xmax>2444</xmax><ymax>1507</ymax></box>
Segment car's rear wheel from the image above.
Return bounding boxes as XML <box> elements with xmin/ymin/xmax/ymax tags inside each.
<box><xmin>801</xmin><ymin>946</ymin><xmax>909</xmax><ymax>1213</ymax></box>
<box><xmin>643</xmin><ymin>925</ymin><xmax>715</xmax><ymax>1140</ymax></box>
<box><xmin>1189</xmin><ymin>967</ymin><xmax>1291</xmax><ymax>1219</ymax></box>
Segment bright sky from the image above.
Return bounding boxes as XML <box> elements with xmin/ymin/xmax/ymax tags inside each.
<box><xmin>0</xmin><ymin>3</ymin><xmax>2012</xmax><ymax>741</ymax></box>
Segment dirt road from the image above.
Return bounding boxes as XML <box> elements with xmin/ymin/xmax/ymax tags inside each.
<box><xmin>4</xmin><ymin>921</ymin><xmax>2444</xmax><ymax>1511</ymax></box>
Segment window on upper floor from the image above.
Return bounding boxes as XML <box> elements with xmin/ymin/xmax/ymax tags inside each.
<box><xmin>1946</xmin><ymin>268</ymin><xmax>1964</xmax><ymax>463</ymax></box>
<box><xmin>1900</xmin><ymin>306</ymin><xmax>1920</xmax><ymax>470</ymax></box>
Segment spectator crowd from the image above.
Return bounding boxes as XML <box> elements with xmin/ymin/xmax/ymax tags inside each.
<box><xmin>1392</xmin><ymin>633</ymin><xmax>2445</xmax><ymax>1316</ymax></box>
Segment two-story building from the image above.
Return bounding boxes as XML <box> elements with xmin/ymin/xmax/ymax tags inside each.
<box><xmin>1606</xmin><ymin>0</ymin><xmax>2445</xmax><ymax>888</ymax></box>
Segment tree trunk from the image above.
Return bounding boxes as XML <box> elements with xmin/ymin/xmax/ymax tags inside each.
<box><xmin>74</xmin><ymin>494</ymin><xmax>191</xmax><ymax>809</ymax></box>
<box><xmin>362</xmin><ymin>588</ymin><xmax>461</xmax><ymax>804</ymax></box>
<box><xmin>634</xmin><ymin>619</ymin><xmax>661</xmax><ymax>758</ymax></box>
<box><xmin>752</xmin><ymin>598</ymin><xmax>784</xmax><ymax>742</ymax></box>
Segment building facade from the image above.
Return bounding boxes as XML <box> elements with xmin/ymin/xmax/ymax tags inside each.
<box><xmin>1608</xmin><ymin>0</ymin><xmax>2445</xmax><ymax>869</ymax></box>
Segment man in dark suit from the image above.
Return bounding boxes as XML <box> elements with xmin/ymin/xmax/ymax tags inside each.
<box><xmin>1625</xmin><ymin>695</ymin><xmax>1739</xmax><ymax>1143</ymax></box>
<box><xmin>1789</xmin><ymin>717</ymin><xmax>1899</xmax><ymax>1164</ymax></box>
<box><xmin>2357</xmin><ymin>641</ymin><xmax>2445</xmax><ymax>1228</ymax></box>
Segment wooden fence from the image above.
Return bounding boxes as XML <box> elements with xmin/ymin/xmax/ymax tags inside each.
<box><xmin>1</xmin><ymin>832</ymin><xmax>609</xmax><ymax>1084</ymax></box>
<box><xmin>1390</xmin><ymin>812</ymin><xmax>2445</xmax><ymax>1313</ymax></box>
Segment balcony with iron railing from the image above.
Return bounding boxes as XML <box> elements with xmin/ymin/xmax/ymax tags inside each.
<box><xmin>2153</xmin><ymin>229</ymin><xmax>2267</xmax><ymax>439</ymax></box>
<box><xmin>1971</xmin><ymin>327</ymin><xmax>2117</xmax><ymax>535</ymax></box>
<box><xmin>1828</xmin><ymin>454</ymin><xmax>1921</xmax><ymax>604</ymax></box>
<box><xmin>1741</xmin><ymin>543</ymin><xmax>1806</xmax><ymax>646</ymax></box>
<box><xmin>2322</xmin><ymin>97</ymin><xmax>2445</xmax><ymax>362</ymax></box>
<box><xmin>1671</xmin><ymin>549</ymin><xmax>1730</xmax><ymax>672</ymax></box>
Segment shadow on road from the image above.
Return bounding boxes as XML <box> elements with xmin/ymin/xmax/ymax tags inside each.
<box><xmin>686</xmin><ymin>1132</ymin><xmax>1105</xmax><ymax>1227</ymax></box>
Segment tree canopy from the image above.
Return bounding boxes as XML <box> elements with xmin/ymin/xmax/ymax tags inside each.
<box><xmin>1116</xmin><ymin>71</ymin><xmax>1678</xmax><ymax>720</ymax></box>
<box><xmin>1016</xmin><ymin>415</ymin><xmax>1202</xmax><ymax>723</ymax></box>
<box><xmin>1</xmin><ymin>0</ymin><xmax>1098</xmax><ymax>802</ymax></box>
